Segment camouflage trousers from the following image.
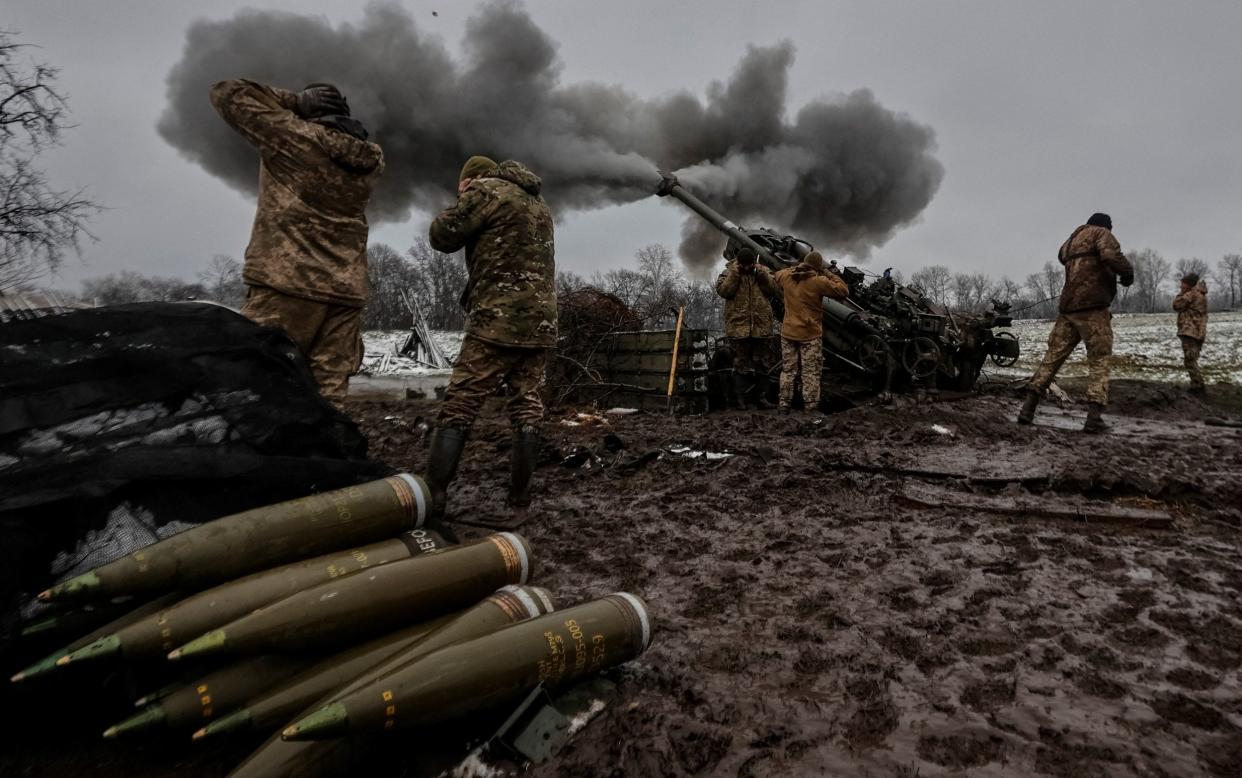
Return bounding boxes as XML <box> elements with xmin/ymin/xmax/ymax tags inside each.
<box><xmin>779</xmin><ymin>338</ymin><xmax>823</xmax><ymax>409</ymax></box>
<box><xmin>1180</xmin><ymin>335</ymin><xmax>1205</xmax><ymax>389</ymax></box>
<box><xmin>1028</xmin><ymin>308</ymin><xmax>1113</xmax><ymax>405</ymax></box>
<box><xmin>241</xmin><ymin>285</ymin><xmax>362</xmax><ymax>410</ymax></box>
<box><xmin>730</xmin><ymin>336</ymin><xmax>775</xmax><ymax>378</ymax></box>
<box><xmin>438</xmin><ymin>335</ymin><xmax>548</xmax><ymax>429</ymax></box>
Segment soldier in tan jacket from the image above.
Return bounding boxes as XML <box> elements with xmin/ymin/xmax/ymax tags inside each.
<box><xmin>1172</xmin><ymin>273</ymin><xmax>1208</xmax><ymax>394</ymax></box>
<box><xmin>772</xmin><ymin>251</ymin><xmax>848</xmax><ymax>413</ymax></box>
<box><xmin>210</xmin><ymin>80</ymin><xmax>384</xmax><ymax>411</ymax></box>
<box><xmin>714</xmin><ymin>247</ymin><xmax>776</xmax><ymax>408</ymax></box>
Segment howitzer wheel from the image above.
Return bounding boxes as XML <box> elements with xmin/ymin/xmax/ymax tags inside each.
<box><xmin>989</xmin><ymin>331</ymin><xmax>1019</xmax><ymax>367</ymax></box>
<box><xmin>857</xmin><ymin>335</ymin><xmax>892</xmax><ymax>372</ymax></box>
<box><xmin>902</xmin><ymin>337</ymin><xmax>941</xmax><ymax>379</ymax></box>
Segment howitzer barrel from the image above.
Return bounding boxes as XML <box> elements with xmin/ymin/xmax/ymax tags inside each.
<box><xmin>656</xmin><ymin>173</ymin><xmax>784</xmax><ymax>270</ymax></box>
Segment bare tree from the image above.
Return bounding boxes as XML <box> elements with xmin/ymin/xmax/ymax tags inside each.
<box><xmin>1175</xmin><ymin>257</ymin><xmax>1209</xmax><ymax>282</ymax></box>
<box><xmin>407</xmin><ymin>239</ymin><xmax>467</xmax><ymax>330</ymax></box>
<box><xmin>996</xmin><ymin>276</ymin><xmax>1022</xmax><ymax>304</ymax></box>
<box><xmin>556</xmin><ymin>270</ymin><xmax>586</xmax><ymax>296</ymax></box>
<box><xmin>81</xmin><ymin>271</ymin><xmax>205</xmax><ymax>305</ymax></box>
<box><xmin>0</xmin><ymin>31</ymin><xmax>100</xmax><ymax>291</ymax></box>
<box><xmin>1219</xmin><ymin>254</ymin><xmax>1242</xmax><ymax>308</ymax></box>
<box><xmin>910</xmin><ymin>264</ymin><xmax>952</xmax><ymax>306</ymax></box>
<box><xmin>362</xmin><ymin>243</ymin><xmax>417</xmax><ymax>329</ymax></box>
<box><xmin>1129</xmin><ymin>248</ymin><xmax>1171</xmax><ymax>313</ymax></box>
<box><xmin>196</xmin><ymin>254</ymin><xmax>243</xmax><ymax>307</ymax></box>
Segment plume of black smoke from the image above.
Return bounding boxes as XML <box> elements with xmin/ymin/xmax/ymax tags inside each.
<box><xmin>159</xmin><ymin>1</ymin><xmax>943</xmax><ymax>272</ymax></box>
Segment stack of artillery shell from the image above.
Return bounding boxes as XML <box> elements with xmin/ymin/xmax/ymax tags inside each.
<box><xmin>56</xmin><ymin>528</ymin><xmax>448</xmax><ymax>669</ymax></box>
<box><xmin>168</xmin><ymin>532</ymin><xmax>532</xmax><ymax>660</ymax></box>
<box><xmin>103</xmin><ymin>614</ymin><xmax>456</xmax><ymax>738</ymax></box>
<box><xmin>282</xmin><ymin>593</ymin><xmax>652</xmax><ymax>740</ymax></box>
<box><xmin>40</xmin><ymin>474</ymin><xmax>431</xmax><ymax>602</ymax></box>
<box><xmin>7</xmin><ymin>473</ymin><xmax>655</xmax><ymax>778</ymax></box>
<box><xmin>223</xmin><ymin>584</ymin><xmax>558</xmax><ymax>778</ymax></box>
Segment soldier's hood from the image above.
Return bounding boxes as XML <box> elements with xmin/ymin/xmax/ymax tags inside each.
<box><xmin>491</xmin><ymin>160</ymin><xmax>542</xmax><ymax>195</ymax></box>
<box><xmin>318</xmin><ymin>125</ymin><xmax>384</xmax><ymax>175</ymax></box>
<box><xmin>789</xmin><ymin>263</ymin><xmax>819</xmax><ymax>281</ymax></box>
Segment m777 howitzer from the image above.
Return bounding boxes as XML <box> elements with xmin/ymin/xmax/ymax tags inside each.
<box><xmin>656</xmin><ymin>173</ymin><xmax>1020</xmax><ymax>397</ymax></box>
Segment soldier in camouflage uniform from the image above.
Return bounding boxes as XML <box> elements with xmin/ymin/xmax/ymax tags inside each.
<box><xmin>715</xmin><ymin>247</ymin><xmax>777</xmax><ymax>408</ymax></box>
<box><xmin>1172</xmin><ymin>273</ymin><xmax>1208</xmax><ymax>394</ymax></box>
<box><xmin>772</xmin><ymin>251</ymin><xmax>848</xmax><ymax>413</ymax></box>
<box><xmin>1018</xmin><ymin>213</ymin><xmax>1133</xmax><ymax>433</ymax></box>
<box><xmin>210</xmin><ymin>80</ymin><xmax>384</xmax><ymax>411</ymax></box>
<box><xmin>423</xmin><ymin>156</ymin><xmax>556</xmax><ymax>517</ymax></box>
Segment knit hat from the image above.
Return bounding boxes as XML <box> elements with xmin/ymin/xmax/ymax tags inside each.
<box><xmin>804</xmin><ymin>251</ymin><xmax>825</xmax><ymax>270</ymax></box>
<box><xmin>1182</xmin><ymin>272</ymin><xmax>1200</xmax><ymax>287</ymax></box>
<box><xmin>736</xmin><ymin>247</ymin><xmax>756</xmax><ymax>265</ymax></box>
<box><xmin>1087</xmin><ymin>212</ymin><xmax>1113</xmax><ymax>230</ymax></box>
<box><xmin>459</xmin><ymin>155</ymin><xmax>497</xmax><ymax>182</ymax></box>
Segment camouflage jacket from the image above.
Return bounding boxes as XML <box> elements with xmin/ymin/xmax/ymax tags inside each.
<box><xmin>1057</xmin><ymin>224</ymin><xmax>1133</xmax><ymax>314</ymax></box>
<box><xmin>210</xmin><ymin>80</ymin><xmax>384</xmax><ymax>308</ymax></box>
<box><xmin>429</xmin><ymin>161</ymin><xmax>557</xmax><ymax>348</ymax></box>
<box><xmin>715</xmin><ymin>261</ymin><xmax>775</xmax><ymax>338</ymax></box>
<box><xmin>773</xmin><ymin>264</ymin><xmax>849</xmax><ymax>342</ymax></box>
<box><xmin>1173</xmin><ymin>280</ymin><xmax>1208</xmax><ymax>341</ymax></box>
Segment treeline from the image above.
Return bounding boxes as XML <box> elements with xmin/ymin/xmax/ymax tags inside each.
<box><xmin>905</xmin><ymin>251</ymin><xmax>1241</xmax><ymax>319</ymax></box>
<box><xmin>65</xmin><ymin>245</ymin><xmax>1239</xmax><ymax>331</ymax></box>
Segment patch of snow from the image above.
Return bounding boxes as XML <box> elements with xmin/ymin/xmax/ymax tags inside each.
<box><xmin>446</xmin><ymin>752</ymin><xmax>509</xmax><ymax>778</ymax></box>
<box><xmin>605</xmin><ymin>407</ymin><xmax>639</xmax><ymax>415</ymax></box>
<box><xmin>1126</xmin><ymin>566</ymin><xmax>1154</xmax><ymax>582</ymax></box>
<box><xmin>667</xmin><ymin>445</ymin><xmax>732</xmax><ymax>461</ymax></box>
<box><xmin>931</xmin><ymin>424</ymin><xmax>953</xmax><ymax>436</ymax></box>
<box><xmin>567</xmin><ymin>698</ymin><xmax>607</xmax><ymax>736</ymax></box>
<box><xmin>361</xmin><ymin>330</ymin><xmax>463</xmax><ymax>376</ymax></box>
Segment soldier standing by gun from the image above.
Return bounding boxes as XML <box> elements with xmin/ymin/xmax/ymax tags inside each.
<box><xmin>210</xmin><ymin>80</ymin><xmax>384</xmax><ymax>411</ymax></box>
<box><xmin>423</xmin><ymin>156</ymin><xmax>557</xmax><ymax>520</ymax></box>
<box><xmin>714</xmin><ymin>247</ymin><xmax>777</xmax><ymax>409</ymax></box>
<box><xmin>773</xmin><ymin>251</ymin><xmax>848</xmax><ymax>414</ymax></box>
<box><xmin>1172</xmin><ymin>272</ymin><xmax>1208</xmax><ymax>395</ymax></box>
<box><xmin>1017</xmin><ymin>213</ymin><xmax>1133</xmax><ymax>432</ymax></box>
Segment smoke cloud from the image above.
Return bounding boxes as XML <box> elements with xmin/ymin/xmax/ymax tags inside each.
<box><xmin>159</xmin><ymin>1</ymin><xmax>943</xmax><ymax>271</ymax></box>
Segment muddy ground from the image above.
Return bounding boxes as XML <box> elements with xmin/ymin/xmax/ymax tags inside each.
<box><xmin>4</xmin><ymin>379</ymin><xmax>1240</xmax><ymax>777</ymax></box>
<box><xmin>357</xmin><ymin>379</ymin><xmax>1242</xmax><ymax>777</ymax></box>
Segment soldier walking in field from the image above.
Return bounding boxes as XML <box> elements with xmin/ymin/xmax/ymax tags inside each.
<box><xmin>772</xmin><ymin>251</ymin><xmax>848</xmax><ymax>414</ymax></box>
<box><xmin>1172</xmin><ymin>272</ymin><xmax>1208</xmax><ymax>395</ymax></box>
<box><xmin>423</xmin><ymin>156</ymin><xmax>557</xmax><ymax>519</ymax></box>
<box><xmin>714</xmin><ymin>247</ymin><xmax>777</xmax><ymax>409</ymax></box>
<box><xmin>1018</xmin><ymin>213</ymin><xmax>1133</xmax><ymax>432</ymax></box>
<box><xmin>210</xmin><ymin>80</ymin><xmax>384</xmax><ymax>410</ymax></box>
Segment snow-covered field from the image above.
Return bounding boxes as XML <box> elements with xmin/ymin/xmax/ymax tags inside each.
<box><xmin>362</xmin><ymin>314</ymin><xmax>1242</xmax><ymax>387</ymax></box>
<box><xmin>986</xmin><ymin>311</ymin><xmax>1242</xmax><ymax>385</ymax></box>
<box><xmin>360</xmin><ymin>330</ymin><xmax>464</xmax><ymax>376</ymax></box>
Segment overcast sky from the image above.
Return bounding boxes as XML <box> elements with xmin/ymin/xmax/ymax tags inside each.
<box><xmin>9</xmin><ymin>0</ymin><xmax>1242</xmax><ymax>290</ymax></box>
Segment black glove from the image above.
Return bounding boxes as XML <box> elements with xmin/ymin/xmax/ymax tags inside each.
<box><xmin>1119</xmin><ymin>272</ymin><xmax>1134</xmax><ymax>288</ymax></box>
<box><xmin>297</xmin><ymin>85</ymin><xmax>349</xmax><ymax>119</ymax></box>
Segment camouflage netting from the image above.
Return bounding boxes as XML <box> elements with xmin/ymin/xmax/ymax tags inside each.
<box><xmin>0</xmin><ymin>302</ymin><xmax>390</xmax><ymax>645</ymax></box>
<box><xmin>546</xmin><ymin>287</ymin><xmax>643</xmax><ymax>405</ymax></box>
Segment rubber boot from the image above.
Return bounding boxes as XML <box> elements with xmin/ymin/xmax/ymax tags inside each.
<box><xmin>1016</xmin><ymin>389</ymin><xmax>1041</xmax><ymax>425</ymax></box>
<box><xmin>1083</xmin><ymin>402</ymin><xmax>1108</xmax><ymax>434</ymax></box>
<box><xmin>752</xmin><ymin>375</ymin><xmax>775</xmax><ymax>409</ymax></box>
<box><xmin>424</xmin><ymin>425</ymin><xmax>467</xmax><ymax>522</ymax></box>
<box><xmin>731</xmin><ymin>374</ymin><xmax>751</xmax><ymax>410</ymax></box>
<box><xmin>507</xmin><ymin>425</ymin><xmax>542</xmax><ymax>508</ymax></box>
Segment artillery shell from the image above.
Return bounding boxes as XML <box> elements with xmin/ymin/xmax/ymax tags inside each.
<box><xmin>171</xmin><ymin>533</ymin><xmax>531</xmax><ymax>661</ymax></box>
<box><xmin>196</xmin><ymin>585</ymin><xmax>553</xmax><ymax>741</ymax></box>
<box><xmin>60</xmin><ymin>529</ymin><xmax>446</xmax><ymax>668</ymax></box>
<box><xmin>10</xmin><ymin>592</ymin><xmax>182</xmax><ymax>683</ymax></box>
<box><xmin>40</xmin><ymin>474</ymin><xmax>432</xmax><ymax>603</ymax></box>
<box><xmin>282</xmin><ymin>593</ymin><xmax>651</xmax><ymax>740</ymax></box>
